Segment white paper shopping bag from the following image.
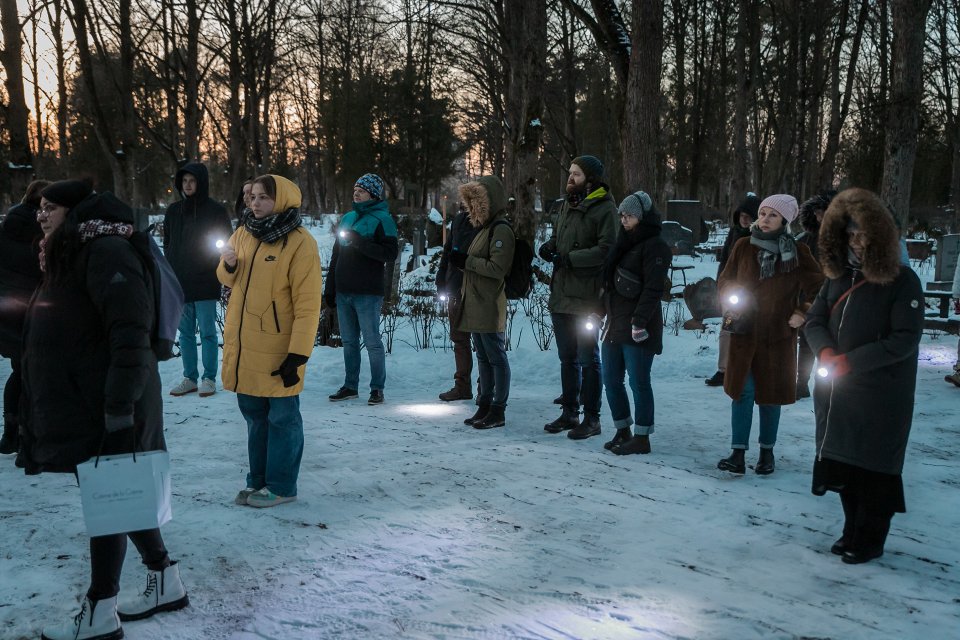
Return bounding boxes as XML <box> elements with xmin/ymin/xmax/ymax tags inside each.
<box><xmin>76</xmin><ymin>450</ymin><xmax>172</xmax><ymax>537</ymax></box>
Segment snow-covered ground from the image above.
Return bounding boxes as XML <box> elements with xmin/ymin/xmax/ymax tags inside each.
<box><xmin>1</xmin><ymin>224</ymin><xmax>958</xmax><ymax>639</ymax></box>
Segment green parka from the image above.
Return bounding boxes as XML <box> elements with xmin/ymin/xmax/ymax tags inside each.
<box><xmin>455</xmin><ymin>176</ymin><xmax>515</xmax><ymax>333</ymax></box>
<box><xmin>542</xmin><ymin>187</ymin><xmax>618</xmax><ymax>315</ymax></box>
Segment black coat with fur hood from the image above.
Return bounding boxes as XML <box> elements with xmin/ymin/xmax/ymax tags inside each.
<box><xmin>803</xmin><ymin>188</ymin><xmax>924</xmax><ymax>475</ymax></box>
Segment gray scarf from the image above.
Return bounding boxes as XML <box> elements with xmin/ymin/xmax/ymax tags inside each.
<box><xmin>749</xmin><ymin>228</ymin><xmax>798</xmax><ymax>279</ymax></box>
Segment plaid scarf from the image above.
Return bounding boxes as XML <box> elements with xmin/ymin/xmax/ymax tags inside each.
<box><xmin>38</xmin><ymin>219</ymin><xmax>134</xmax><ymax>272</ymax></box>
<box><xmin>749</xmin><ymin>227</ymin><xmax>798</xmax><ymax>280</ymax></box>
<box><xmin>243</xmin><ymin>207</ymin><xmax>302</xmax><ymax>243</ymax></box>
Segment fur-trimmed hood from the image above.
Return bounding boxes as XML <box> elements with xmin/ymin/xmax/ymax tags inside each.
<box><xmin>798</xmin><ymin>191</ymin><xmax>835</xmax><ymax>234</ymax></box>
<box><xmin>818</xmin><ymin>188</ymin><xmax>901</xmax><ymax>284</ymax></box>
<box><xmin>458</xmin><ymin>176</ymin><xmax>507</xmax><ymax>228</ymax></box>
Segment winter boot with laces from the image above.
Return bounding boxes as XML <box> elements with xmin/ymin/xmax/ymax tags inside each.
<box><xmin>0</xmin><ymin>412</ymin><xmax>19</xmax><ymax>455</ymax></box>
<box><xmin>945</xmin><ymin>363</ymin><xmax>960</xmax><ymax>388</ymax></box>
<box><xmin>473</xmin><ymin>405</ymin><xmax>505</xmax><ymax>429</ymax></box>
<box><xmin>613</xmin><ymin>434</ymin><xmax>651</xmax><ymax>455</ymax></box>
<box><xmin>117</xmin><ymin>561</ymin><xmax>188</xmax><ymax>621</ymax></box>
<box><xmin>463</xmin><ymin>402</ymin><xmax>491</xmax><ymax>426</ymax></box>
<box><xmin>717</xmin><ymin>449</ymin><xmax>746</xmax><ymax>474</ymax></box>
<box><xmin>439</xmin><ymin>384</ymin><xmax>473</xmax><ymax>402</ymax></box>
<box><xmin>41</xmin><ymin>596</ymin><xmax>122</xmax><ymax>640</ymax></box>
<box><xmin>544</xmin><ymin>407</ymin><xmax>580</xmax><ymax>433</ymax></box>
<box><xmin>568</xmin><ymin>413</ymin><xmax>602</xmax><ymax>440</ymax></box>
<box><xmin>604</xmin><ymin>427</ymin><xmax>633</xmax><ymax>451</ymax></box>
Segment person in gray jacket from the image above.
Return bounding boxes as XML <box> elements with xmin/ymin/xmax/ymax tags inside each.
<box><xmin>804</xmin><ymin>188</ymin><xmax>924</xmax><ymax>565</ymax></box>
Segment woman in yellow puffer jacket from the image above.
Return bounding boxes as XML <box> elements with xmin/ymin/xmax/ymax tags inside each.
<box><xmin>217</xmin><ymin>174</ymin><xmax>321</xmax><ymax>508</ymax></box>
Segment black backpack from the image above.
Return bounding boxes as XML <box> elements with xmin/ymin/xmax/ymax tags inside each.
<box><xmin>130</xmin><ymin>229</ymin><xmax>186</xmax><ymax>361</ymax></box>
<box><xmin>488</xmin><ymin>219</ymin><xmax>534</xmax><ymax>300</ymax></box>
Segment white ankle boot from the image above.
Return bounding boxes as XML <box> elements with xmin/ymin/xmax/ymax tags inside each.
<box><xmin>41</xmin><ymin>596</ymin><xmax>122</xmax><ymax>640</ymax></box>
<box><xmin>117</xmin><ymin>561</ymin><xmax>189</xmax><ymax>621</ymax></box>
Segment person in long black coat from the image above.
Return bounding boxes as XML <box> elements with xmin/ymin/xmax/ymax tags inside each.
<box><xmin>804</xmin><ymin>188</ymin><xmax>924</xmax><ymax>565</ymax></box>
<box><xmin>599</xmin><ymin>191</ymin><xmax>672</xmax><ymax>455</ymax></box>
<box><xmin>0</xmin><ymin>179</ymin><xmax>49</xmax><ymax>454</ymax></box>
<box><xmin>20</xmin><ymin>184</ymin><xmax>188</xmax><ymax>639</ymax></box>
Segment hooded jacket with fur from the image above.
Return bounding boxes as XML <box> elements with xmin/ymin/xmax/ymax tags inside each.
<box><xmin>803</xmin><ymin>188</ymin><xmax>924</xmax><ymax>475</ymax></box>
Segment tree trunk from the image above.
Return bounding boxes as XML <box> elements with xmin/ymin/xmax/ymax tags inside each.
<box><xmin>1</xmin><ymin>0</ymin><xmax>34</xmax><ymax>196</ymax></box>
<box><xmin>731</xmin><ymin>0</ymin><xmax>756</xmax><ymax>201</ymax></box>
<box><xmin>183</xmin><ymin>0</ymin><xmax>201</xmax><ymax>161</ymax></box>
<box><xmin>623</xmin><ymin>0</ymin><xmax>664</xmax><ymax>194</ymax></box>
<box><xmin>880</xmin><ymin>0</ymin><xmax>933</xmax><ymax>226</ymax></box>
<box><xmin>48</xmin><ymin>1</ymin><xmax>68</xmax><ymax>160</ymax></box>
<box><xmin>502</xmin><ymin>0</ymin><xmax>546</xmax><ymax>242</ymax></box>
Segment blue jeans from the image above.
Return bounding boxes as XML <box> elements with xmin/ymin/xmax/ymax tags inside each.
<box><xmin>178</xmin><ymin>300</ymin><xmax>219</xmax><ymax>381</ymax></box>
<box><xmin>731</xmin><ymin>372</ymin><xmax>781</xmax><ymax>450</ymax></box>
<box><xmin>472</xmin><ymin>332</ymin><xmax>510</xmax><ymax>407</ymax></box>
<box><xmin>337</xmin><ymin>293</ymin><xmax>386</xmax><ymax>391</ymax></box>
<box><xmin>237</xmin><ymin>394</ymin><xmax>304</xmax><ymax>497</ymax></box>
<box><xmin>552</xmin><ymin>312</ymin><xmax>602</xmax><ymax>415</ymax></box>
<box><xmin>601</xmin><ymin>342</ymin><xmax>655</xmax><ymax>435</ymax></box>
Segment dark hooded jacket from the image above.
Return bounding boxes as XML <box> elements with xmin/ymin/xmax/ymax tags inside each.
<box><xmin>0</xmin><ymin>203</ymin><xmax>43</xmax><ymax>358</ymax></box>
<box><xmin>601</xmin><ymin>215</ymin><xmax>672</xmax><ymax>353</ymax></box>
<box><xmin>803</xmin><ymin>188</ymin><xmax>924</xmax><ymax>475</ymax></box>
<box><xmin>717</xmin><ymin>195</ymin><xmax>760</xmax><ymax>277</ymax></box>
<box><xmin>455</xmin><ymin>176</ymin><xmax>515</xmax><ymax>333</ymax></box>
<box><xmin>163</xmin><ymin>162</ymin><xmax>233</xmax><ymax>302</ymax></box>
<box><xmin>436</xmin><ymin>208</ymin><xmax>481</xmax><ymax>297</ymax></box>
<box><xmin>19</xmin><ymin>193</ymin><xmax>165</xmax><ymax>474</ymax></box>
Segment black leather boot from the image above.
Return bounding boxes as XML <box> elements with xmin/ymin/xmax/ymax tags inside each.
<box><xmin>473</xmin><ymin>405</ymin><xmax>505</xmax><ymax>429</ymax></box>
<box><xmin>0</xmin><ymin>413</ymin><xmax>18</xmax><ymax>455</ymax></box>
<box><xmin>568</xmin><ymin>414</ymin><xmax>601</xmax><ymax>440</ymax></box>
<box><xmin>544</xmin><ymin>407</ymin><xmax>580</xmax><ymax>433</ymax></box>
<box><xmin>464</xmin><ymin>403</ymin><xmax>491</xmax><ymax>426</ymax></box>
<box><xmin>603</xmin><ymin>427</ymin><xmax>632</xmax><ymax>451</ymax></box>
<box><xmin>755</xmin><ymin>447</ymin><xmax>775</xmax><ymax>475</ymax></box>
<box><xmin>717</xmin><ymin>449</ymin><xmax>746</xmax><ymax>474</ymax></box>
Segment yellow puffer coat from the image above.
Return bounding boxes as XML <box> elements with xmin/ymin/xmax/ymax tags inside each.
<box><xmin>217</xmin><ymin>178</ymin><xmax>321</xmax><ymax>397</ymax></box>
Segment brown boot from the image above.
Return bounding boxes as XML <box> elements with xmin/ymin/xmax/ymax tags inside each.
<box><xmin>439</xmin><ymin>384</ymin><xmax>473</xmax><ymax>402</ymax></box>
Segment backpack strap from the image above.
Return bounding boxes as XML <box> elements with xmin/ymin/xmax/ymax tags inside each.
<box><xmin>829</xmin><ymin>278</ymin><xmax>867</xmax><ymax>317</ymax></box>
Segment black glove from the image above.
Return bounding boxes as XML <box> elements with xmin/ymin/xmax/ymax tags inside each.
<box><xmin>102</xmin><ymin>413</ymin><xmax>136</xmax><ymax>455</ymax></box>
<box><xmin>323</xmin><ymin>292</ymin><xmax>337</xmax><ymax>309</ymax></box>
<box><xmin>271</xmin><ymin>353</ymin><xmax>309</xmax><ymax>388</ymax></box>
<box><xmin>435</xmin><ymin>271</ymin><xmax>447</xmax><ymax>293</ymax></box>
<box><xmin>449</xmin><ymin>251</ymin><xmax>468</xmax><ymax>270</ymax></box>
<box><xmin>551</xmin><ymin>253</ymin><xmax>571</xmax><ymax>269</ymax></box>
<box><xmin>104</xmin><ymin>413</ymin><xmax>134</xmax><ymax>433</ymax></box>
<box><xmin>537</xmin><ymin>242</ymin><xmax>555</xmax><ymax>262</ymax></box>
<box><xmin>339</xmin><ymin>229</ymin><xmax>362</xmax><ymax>246</ymax></box>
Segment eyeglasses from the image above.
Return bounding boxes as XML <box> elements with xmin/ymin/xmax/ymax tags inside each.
<box><xmin>37</xmin><ymin>204</ymin><xmax>62</xmax><ymax>217</ymax></box>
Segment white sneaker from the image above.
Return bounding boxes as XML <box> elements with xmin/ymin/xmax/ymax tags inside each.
<box><xmin>41</xmin><ymin>596</ymin><xmax>122</xmax><ymax>640</ymax></box>
<box><xmin>235</xmin><ymin>487</ymin><xmax>257</xmax><ymax>505</ymax></box>
<box><xmin>246</xmin><ymin>487</ymin><xmax>296</xmax><ymax>508</ymax></box>
<box><xmin>169</xmin><ymin>378</ymin><xmax>198</xmax><ymax>396</ymax></box>
<box><xmin>198</xmin><ymin>379</ymin><xmax>216</xmax><ymax>397</ymax></box>
<box><xmin>117</xmin><ymin>561</ymin><xmax>189</xmax><ymax>621</ymax></box>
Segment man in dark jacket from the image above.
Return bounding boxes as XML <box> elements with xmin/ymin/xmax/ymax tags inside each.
<box><xmin>436</xmin><ymin>205</ymin><xmax>481</xmax><ymax>401</ymax></box>
<box><xmin>538</xmin><ymin>155</ymin><xmax>618</xmax><ymax>440</ymax></box>
<box><xmin>324</xmin><ymin>173</ymin><xmax>399</xmax><ymax>405</ymax></box>
<box><xmin>163</xmin><ymin>162</ymin><xmax>233</xmax><ymax>398</ymax></box>
<box><xmin>0</xmin><ymin>179</ymin><xmax>49</xmax><ymax>454</ymax></box>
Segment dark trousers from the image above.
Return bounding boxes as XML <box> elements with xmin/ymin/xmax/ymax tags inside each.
<box><xmin>472</xmin><ymin>332</ymin><xmax>510</xmax><ymax>407</ymax></box>
<box><xmin>88</xmin><ymin>528</ymin><xmax>170</xmax><ymax>600</ymax></box>
<box><xmin>839</xmin><ymin>490</ymin><xmax>894</xmax><ymax>554</ymax></box>
<box><xmin>448</xmin><ymin>299</ymin><xmax>473</xmax><ymax>387</ymax></box>
<box><xmin>552</xmin><ymin>312</ymin><xmax>602</xmax><ymax>416</ymax></box>
<box><xmin>3</xmin><ymin>357</ymin><xmax>22</xmax><ymax>417</ymax></box>
<box><xmin>797</xmin><ymin>332</ymin><xmax>815</xmax><ymax>387</ymax></box>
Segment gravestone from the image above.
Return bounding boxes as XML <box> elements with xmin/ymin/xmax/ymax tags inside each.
<box><xmin>667</xmin><ymin>200</ymin><xmax>705</xmax><ymax>244</ymax></box>
<box><xmin>935</xmin><ymin>234</ymin><xmax>959</xmax><ymax>283</ymax></box>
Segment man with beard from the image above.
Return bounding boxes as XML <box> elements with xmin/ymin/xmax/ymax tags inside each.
<box><xmin>538</xmin><ymin>156</ymin><xmax>618</xmax><ymax>440</ymax></box>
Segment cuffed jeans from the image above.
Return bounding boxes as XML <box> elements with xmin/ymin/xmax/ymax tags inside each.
<box><xmin>552</xmin><ymin>312</ymin><xmax>602</xmax><ymax>416</ymax></box>
<box><xmin>601</xmin><ymin>342</ymin><xmax>655</xmax><ymax>435</ymax></box>
<box><xmin>237</xmin><ymin>394</ymin><xmax>304</xmax><ymax>497</ymax></box>
<box><xmin>730</xmin><ymin>372</ymin><xmax>781</xmax><ymax>450</ymax></box>
<box><xmin>88</xmin><ymin>529</ymin><xmax>169</xmax><ymax>600</ymax></box>
<box><xmin>178</xmin><ymin>300</ymin><xmax>219</xmax><ymax>381</ymax></box>
<box><xmin>337</xmin><ymin>293</ymin><xmax>386</xmax><ymax>391</ymax></box>
<box><xmin>472</xmin><ymin>332</ymin><xmax>510</xmax><ymax>407</ymax></box>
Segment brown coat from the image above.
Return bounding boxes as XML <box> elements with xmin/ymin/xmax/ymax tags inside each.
<box><xmin>718</xmin><ymin>237</ymin><xmax>824</xmax><ymax>404</ymax></box>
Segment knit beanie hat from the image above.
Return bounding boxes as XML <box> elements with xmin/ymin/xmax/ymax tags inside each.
<box><xmin>41</xmin><ymin>180</ymin><xmax>94</xmax><ymax>209</ymax></box>
<box><xmin>759</xmin><ymin>194</ymin><xmax>799</xmax><ymax>224</ymax></box>
<box><xmin>355</xmin><ymin>173</ymin><xmax>385</xmax><ymax>200</ymax></box>
<box><xmin>571</xmin><ymin>155</ymin><xmax>604</xmax><ymax>184</ymax></box>
<box><xmin>735</xmin><ymin>193</ymin><xmax>761</xmax><ymax>221</ymax></box>
<box><xmin>618</xmin><ymin>190</ymin><xmax>654</xmax><ymax>219</ymax></box>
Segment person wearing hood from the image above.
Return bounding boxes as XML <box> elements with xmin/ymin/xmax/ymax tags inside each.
<box><xmin>599</xmin><ymin>191</ymin><xmax>672</xmax><ymax>455</ymax></box>
<box><xmin>705</xmin><ymin>193</ymin><xmax>760</xmax><ymax>388</ymax></box>
<box><xmin>804</xmin><ymin>188</ymin><xmax>924</xmax><ymax>565</ymax></box>
<box><xmin>435</xmin><ymin>203</ymin><xmax>481</xmax><ymax>401</ymax></box>
<box><xmin>164</xmin><ymin>162</ymin><xmax>233</xmax><ymax>399</ymax></box>
<box><xmin>454</xmin><ymin>176</ymin><xmax>515</xmax><ymax>430</ymax></box>
<box><xmin>716</xmin><ymin>194</ymin><xmax>824</xmax><ymax>476</ymax></box>
<box><xmin>324</xmin><ymin>173</ymin><xmax>399</xmax><ymax>405</ymax></box>
<box><xmin>0</xmin><ymin>179</ymin><xmax>49</xmax><ymax>454</ymax></box>
<box><xmin>794</xmin><ymin>191</ymin><xmax>836</xmax><ymax>399</ymax></box>
<box><xmin>537</xmin><ymin>155</ymin><xmax>618</xmax><ymax>440</ymax></box>
<box><xmin>20</xmin><ymin>184</ymin><xmax>189</xmax><ymax>640</ymax></box>
<box><xmin>218</xmin><ymin>175</ymin><xmax>321</xmax><ymax>509</ymax></box>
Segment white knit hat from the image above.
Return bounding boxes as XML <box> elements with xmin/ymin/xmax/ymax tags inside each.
<box><xmin>759</xmin><ymin>194</ymin><xmax>799</xmax><ymax>223</ymax></box>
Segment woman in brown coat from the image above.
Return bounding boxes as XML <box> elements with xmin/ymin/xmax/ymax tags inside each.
<box><xmin>716</xmin><ymin>194</ymin><xmax>824</xmax><ymax>475</ymax></box>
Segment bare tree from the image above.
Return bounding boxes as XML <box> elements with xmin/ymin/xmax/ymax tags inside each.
<box><xmin>1</xmin><ymin>0</ymin><xmax>35</xmax><ymax>196</ymax></box>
